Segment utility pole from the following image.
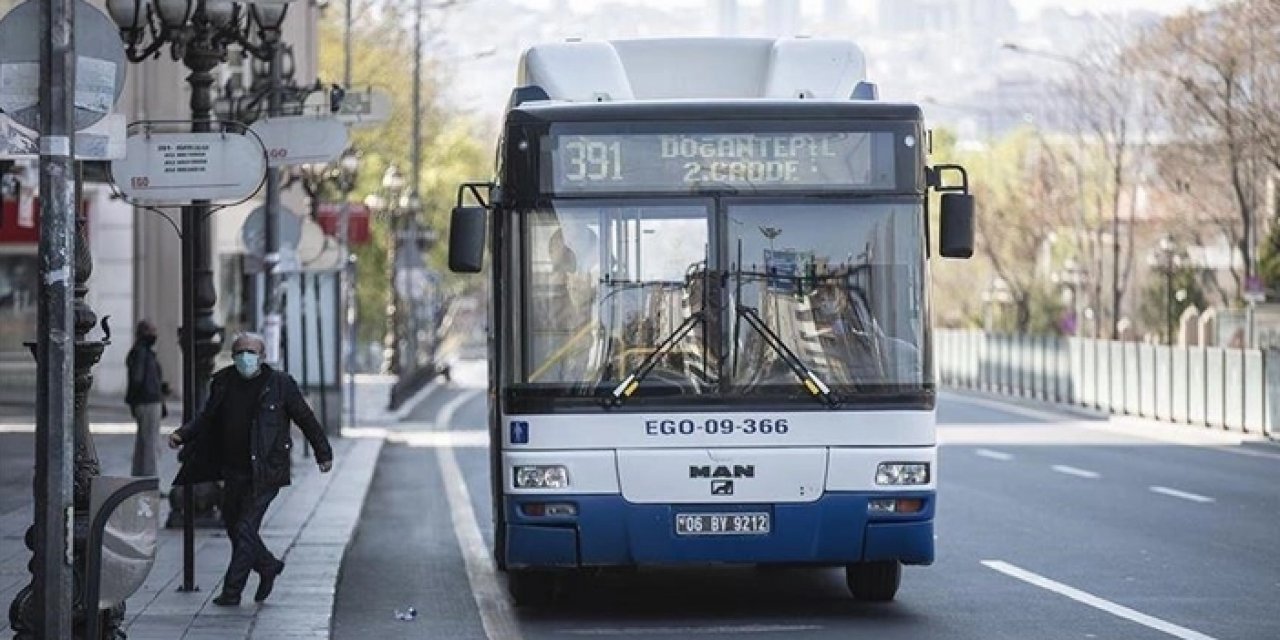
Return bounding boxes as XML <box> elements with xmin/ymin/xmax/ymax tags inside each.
<box><xmin>407</xmin><ymin>0</ymin><xmax>424</xmax><ymax>375</ymax></box>
<box><xmin>263</xmin><ymin>29</ymin><xmax>285</xmax><ymax>364</ymax></box>
<box><xmin>345</xmin><ymin>0</ymin><xmax>353</xmax><ymax>87</ymax></box>
<box><xmin>34</xmin><ymin>0</ymin><xmax>76</xmax><ymax>633</ymax></box>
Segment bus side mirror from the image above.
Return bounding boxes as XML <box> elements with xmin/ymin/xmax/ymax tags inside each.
<box><xmin>449</xmin><ymin>206</ymin><xmax>487</xmax><ymax>273</ymax></box>
<box><xmin>939</xmin><ymin>193</ymin><xmax>974</xmax><ymax>259</ymax></box>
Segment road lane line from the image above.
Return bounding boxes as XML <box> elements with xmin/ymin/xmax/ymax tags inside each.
<box><xmin>976</xmin><ymin>449</ymin><xmax>1014</xmax><ymax>461</ymax></box>
<box><xmin>1051</xmin><ymin>465</ymin><xmax>1100</xmax><ymax>479</ymax></box>
<box><xmin>435</xmin><ymin>389</ymin><xmax>523</xmax><ymax>640</ymax></box>
<box><xmin>1149</xmin><ymin>486</ymin><xmax>1215</xmax><ymax>503</ymax></box>
<box><xmin>981</xmin><ymin>560</ymin><xmax>1217</xmax><ymax>640</ymax></box>
<box><xmin>563</xmin><ymin>625</ymin><xmax>824</xmax><ymax>636</ymax></box>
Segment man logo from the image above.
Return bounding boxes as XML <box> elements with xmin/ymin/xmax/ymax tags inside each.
<box><xmin>689</xmin><ymin>464</ymin><xmax>755</xmax><ymax>479</ymax></box>
<box><xmin>711</xmin><ymin>480</ymin><xmax>734</xmax><ymax>495</ymax></box>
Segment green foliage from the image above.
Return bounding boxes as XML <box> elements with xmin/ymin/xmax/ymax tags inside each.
<box><xmin>316</xmin><ymin>15</ymin><xmax>492</xmax><ymax>347</ymax></box>
<box><xmin>986</xmin><ymin>284</ymin><xmax>1068</xmax><ymax>336</ymax></box>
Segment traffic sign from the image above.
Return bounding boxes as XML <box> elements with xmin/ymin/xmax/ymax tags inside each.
<box><xmin>110</xmin><ymin>130</ymin><xmax>266</xmax><ymax>205</ymax></box>
<box><xmin>315</xmin><ymin>202</ymin><xmax>371</xmax><ymax>244</ymax></box>
<box><xmin>0</xmin><ymin>0</ymin><xmax>127</xmax><ymax>132</ymax></box>
<box><xmin>240</xmin><ymin>204</ymin><xmax>303</xmax><ymax>256</ymax></box>
<box><xmin>249</xmin><ymin>115</ymin><xmax>348</xmax><ymax>167</ymax></box>
<box><xmin>304</xmin><ymin>87</ymin><xmax>392</xmax><ymax>127</ymax></box>
<box><xmin>1245</xmin><ymin>275</ymin><xmax>1266</xmax><ymax>304</ymax></box>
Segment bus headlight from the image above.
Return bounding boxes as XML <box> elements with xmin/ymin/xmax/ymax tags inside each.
<box><xmin>876</xmin><ymin>462</ymin><xmax>930</xmax><ymax>486</ymax></box>
<box><xmin>514</xmin><ymin>465</ymin><xmax>569</xmax><ymax>489</ymax></box>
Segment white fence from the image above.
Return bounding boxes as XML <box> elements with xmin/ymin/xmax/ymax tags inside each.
<box><xmin>935</xmin><ymin>330</ymin><xmax>1274</xmax><ymax>436</ymax></box>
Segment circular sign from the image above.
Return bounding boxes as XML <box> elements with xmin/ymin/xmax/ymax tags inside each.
<box><xmin>241</xmin><ymin>204</ymin><xmax>304</xmax><ymax>256</ymax></box>
<box><xmin>0</xmin><ymin>0</ymin><xmax>128</xmax><ymax>131</ymax></box>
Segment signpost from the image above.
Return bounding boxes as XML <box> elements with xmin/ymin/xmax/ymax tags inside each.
<box><xmin>304</xmin><ymin>86</ymin><xmax>392</xmax><ymax>127</ymax></box>
<box><xmin>110</xmin><ymin>130</ymin><xmax>267</xmax><ymax>205</ymax></box>
<box><xmin>250</xmin><ymin>115</ymin><xmax>348</xmax><ymax>167</ymax></box>
<box><xmin>0</xmin><ymin>0</ymin><xmax>132</xmax><ymax>635</ymax></box>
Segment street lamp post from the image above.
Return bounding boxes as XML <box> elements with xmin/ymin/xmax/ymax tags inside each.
<box><xmin>376</xmin><ymin>165</ymin><xmax>407</xmax><ymax>374</ymax></box>
<box><xmin>106</xmin><ymin>0</ymin><xmax>291</xmax><ymax>591</ymax></box>
<box><xmin>1152</xmin><ymin>235</ymin><xmax>1180</xmax><ymax>345</ymax></box>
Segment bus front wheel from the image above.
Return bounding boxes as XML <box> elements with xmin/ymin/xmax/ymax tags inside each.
<box><xmin>507</xmin><ymin>570</ymin><xmax>556</xmax><ymax>607</ymax></box>
<box><xmin>845</xmin><ymin>561</ymin><xmax>901</xmax><ymax>602</ymax></box>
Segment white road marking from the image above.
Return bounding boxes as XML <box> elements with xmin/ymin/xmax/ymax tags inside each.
<box><xmin>435</xmin><ymin>388</ymin><xmax>523</xmax><ymax>640</ymax></box>
<box><xmin>562</xmin><ymin>625</ymin><xmax>824</xmax><ymax>636</ymax></box>
<box><xmin>982</xmin><ymin>560</ymin><xmax>1218</xmax><ymax>640</ymax></box>
<box><xmin>975</xmin><ymin>448</ymin><xmax>1014</xmax><ymax>461</ymax></box>
<box><xmin>1051</xmin><ymin>465</ymin><xmax>1100</xmax><ymax>479</ymax></box>
<box><xmin>0</xmin><ymin>422</ymin><xmax>168</xmax><ymax>434</ymax></box>
<box><xmin>388</xmin><ymin>429</ymin><xmax>489</xmax><ymax>447</ymax></box>
<box><xmin>1149</xmin><ymin>486</ymin><xmax>1215</xmax><ymax>504</ymax></box>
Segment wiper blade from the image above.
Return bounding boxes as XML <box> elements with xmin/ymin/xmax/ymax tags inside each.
<box><xmin>736</xmin><ymin>304</ymin><xmax>841</xmax><ymax>408</ymax></box>
<box><xmin>608</xmin><ymin>311</ymin><xmax>704</xmax><ymax>406</ymax></box>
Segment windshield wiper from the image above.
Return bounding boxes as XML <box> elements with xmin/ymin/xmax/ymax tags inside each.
<box><xmin>607</xmin><ymin>311</ymin><xmax>704</xmax><ymax>406</ymax></box>
<box><xmin>735</xmin><ymin>304</ymin><xmax>841</xmax><ymax>408</ymax></box>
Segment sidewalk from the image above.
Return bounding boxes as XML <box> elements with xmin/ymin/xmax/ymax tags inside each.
<box><xmin>123</xmin><ymin>435</ymin><xmax>383</xmax><ymax>640</ymax></box>
<box><xmin>0</xmin><ymin>374</ymin><xmax>410</xmax><ymax>640</ymax></box>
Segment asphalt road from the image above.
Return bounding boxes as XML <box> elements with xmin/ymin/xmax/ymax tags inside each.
<box><xmin>333</xmin><ymin>360</ymin><xmax>1280</xmax><ymax>640</ymax></box>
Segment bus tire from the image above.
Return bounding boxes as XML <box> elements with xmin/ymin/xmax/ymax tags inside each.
<box><xmin>845</xmin><ymin>561</ymin><xmax>900</xmax><ymax>602</ymax></box>
<box><xmin>507</xmin><ymin>570</ymin><xmax>556</xmax><ymax>607</ymax></box>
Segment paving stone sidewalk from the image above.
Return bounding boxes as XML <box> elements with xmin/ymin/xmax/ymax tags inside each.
<box><xmin>0</xmin><ymin>377</ymin><xmax>397</xmax><ymax>639</ymax></box>
<box><xmin>116</xmin><ymin>434</ymin><xmax>383</xmax><ymax>640</ymax></box>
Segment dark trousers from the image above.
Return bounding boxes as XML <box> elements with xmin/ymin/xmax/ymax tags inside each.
<box><xmin>220</xmin><ymin>470</ymin><xmax>281</xmax><ymax>595</ymax></box>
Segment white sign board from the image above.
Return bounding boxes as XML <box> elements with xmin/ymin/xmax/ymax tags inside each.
<box><xmin>250</xmin><ymin>116</ymin><xmax>348</xmax><ymax>167</ymax></box>
<box><xmin>0</xmin><ymin>113</ymin><xmax>126</xmax><ymax>160</ymax></box>
<box><xmin>111</xmin><ymin>131</ymin><xmax>266</xmax><ymax>205</ymax></box>
<box><xmin>304</xmin><ymin>88</ymin><xmax>392</xmax><ymax>127</ymax></box>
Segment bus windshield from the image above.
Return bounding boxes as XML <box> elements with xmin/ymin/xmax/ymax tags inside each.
<box><xmin>515</xmin><ymin>199</ymin><xmax>926</xmax><ymax>406</ymax></box>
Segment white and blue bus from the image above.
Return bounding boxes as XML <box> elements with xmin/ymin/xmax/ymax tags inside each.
<box><xmin>448</xmin><ymin>38</ymin><xmax>974</xmax><ymax>606</ymax></box>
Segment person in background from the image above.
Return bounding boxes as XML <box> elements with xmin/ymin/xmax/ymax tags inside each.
<box><xmin>125</xmin><ymin>320</ymin><xmax>169</xmax><ymax>477</ymax></box>
<box><xmin>167</xmin><ymin>332</ymin><xmax>334</xmax><ymax>606</ymax></box>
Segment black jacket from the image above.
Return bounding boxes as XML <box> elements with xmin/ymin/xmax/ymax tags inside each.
<box><xmin>173</xmin><ymin>365</ymin><xmax>333</xmax><ymax>489</ymax></box>
<box><xmin>125</xmin><ymin>343</ymin><xmax>165</xmax><ymax>406</ymax></box>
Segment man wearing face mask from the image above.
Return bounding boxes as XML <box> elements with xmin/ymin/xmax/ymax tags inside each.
<box><xmin>126</xmin><ymin>320</ymin><xmax>170</xmax><ymax>476</ymax></box>
<box><xmin>167</xmin><ymin>332</ymin><xmax>334</xmax><ymax>606</ymax></box>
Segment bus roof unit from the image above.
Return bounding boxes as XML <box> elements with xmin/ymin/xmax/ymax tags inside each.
<box><xmin>516</xmin><ymin>37</ymin><xmax>872</xmax><ymax>104</ymax></box>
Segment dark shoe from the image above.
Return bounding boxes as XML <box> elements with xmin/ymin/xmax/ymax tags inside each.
<box><xmin>212</xmin><ymin>592</ymin><xmax>240</xmax><ymax>606</ymax></box>
<box><xmin>255</xmin><ymin>561</ymin><xmax>285</xmax><ymax>603</ymax></box>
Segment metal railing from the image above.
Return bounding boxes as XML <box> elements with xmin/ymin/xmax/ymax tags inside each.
<box><xmin>935</xmin><ymin>330</ymin><xmax>1272</xmax><ymax>436</ymax></box>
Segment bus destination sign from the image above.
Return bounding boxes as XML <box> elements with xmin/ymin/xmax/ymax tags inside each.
<box><xmin>548</xmin><ymin>131</ymin><xmax>895</xmax><ymax>193</ymax></box>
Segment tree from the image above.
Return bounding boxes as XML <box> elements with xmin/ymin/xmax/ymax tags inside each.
<box><xmin>1138</xmin><ymin>1</ymin><xmax>1278</xmax><ymax>303</ymax></box>
<box><xmin>1056</xmin><ymin>23</ymin><xmax>1160</xmax><ymax>338</ymax></box>
<box><xmin>315</xmin><ymin>10</ymin><xmax>491</xmax><ymax>350</ymax></box>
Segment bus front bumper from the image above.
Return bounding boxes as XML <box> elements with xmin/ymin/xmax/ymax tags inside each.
<box><xmin>504</xmin><ymin>492</ymin><xmax>934</xmax><ymax>569</ymax></box>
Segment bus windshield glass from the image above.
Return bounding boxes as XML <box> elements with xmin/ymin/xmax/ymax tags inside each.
<box><xmin>515</xmin><ymin>199</ymin><xmax>926</xmax><ymax>405</ymax></box>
